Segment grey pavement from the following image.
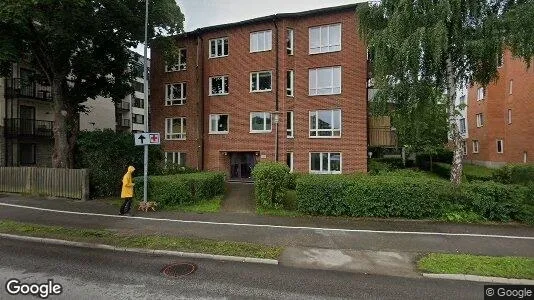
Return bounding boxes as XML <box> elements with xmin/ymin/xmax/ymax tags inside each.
<box><xmin>0</xmin><ymin>238</ymin><xmax>486</xmax><ymax>299</ymax></box>
<box><xmin>221</xmin><ymin>182</ymin><xmax>255</xmax><ymax>214</ymax></box>
<box><xmin>0</xmin><ymin>193</ymin><xmax>533</xmax><ymax>259</ymax></box>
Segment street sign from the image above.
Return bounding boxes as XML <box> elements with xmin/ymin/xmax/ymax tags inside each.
<box><xmin>134</xmin><ymin>133</ymin><xmax>160</xmax><ymax>146</ymax></box>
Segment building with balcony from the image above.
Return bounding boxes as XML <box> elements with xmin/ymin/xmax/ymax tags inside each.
<box><xmin>465</xmin><ymin>50</ymin><xmax>534</xmax><ymax>167</ymax></box>
<box><xmin>151</xmin><ymin>4</ymin><xmax>367</xmax><ymax>180</ymax></box>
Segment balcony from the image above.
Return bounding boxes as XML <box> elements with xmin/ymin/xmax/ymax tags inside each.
<box><xmin>116</xmin><ymin>101</ymin><xmax>130</xmax><ymax>112</ymax></box>
<box><xmin>118</xmin><ymin>119</ymin><xmax>131</xmax><ymax>128</ymax></box>
<box><xmin>4</xmin><ymin>118</ymin><xmax>53</xmax><ymax>138</ymax></box>
<box><xmin>368</xmin><ymin>116</ymin><xmax>398</xmax><ymax>147</ymax></box>
<box><xmin>5</xmin><ymin>78</ymin><xmax>52</xmax><ymax>101</ymax></box>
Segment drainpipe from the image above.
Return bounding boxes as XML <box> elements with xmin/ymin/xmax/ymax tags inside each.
<box><xmin>273</xmin><ymin>18</ymin><xmax>279</xmax><ymax>162</ymax></box>
<box><xmin>196</xmin><ymin>31</ymin><xmax>205</xmax><ymax>170</ymax></box>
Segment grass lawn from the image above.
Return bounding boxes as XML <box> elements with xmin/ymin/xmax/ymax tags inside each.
<box><xmin>463</xmin><ymin>163</ymin><xmax>495</xmax><ymax>178</ymax></box>
<box><xmin>418</xmin><ymin>253</ymin><xmax>534</xmax><ymax>279</ymax></box>
<box><xmin>0</xmin><ymin>220</ymin><xmax>282</xmax><ymax>259</ymax></box>
<box><xmin>101</xmin><ymin>196</ymin><xmax>223</xmax><ymax>213</ymax></box>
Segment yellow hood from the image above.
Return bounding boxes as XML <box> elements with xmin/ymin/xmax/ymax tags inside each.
<box><xmin>127</xmin><ymin>166</ymin><xmax>135</xmax><ymax>173</ymax></box>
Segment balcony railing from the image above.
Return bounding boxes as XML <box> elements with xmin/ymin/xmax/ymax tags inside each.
<box><xmin>4</xmin><ymin>118</ymin><xmax>53</xmax><ymax>138</ymax></box>
<box><xmin>368</xmin><ymin>127</ymin><xmax>398</xmax><ymax>147</ymax></box>
<box><xmin>116</xmin><ymin>101</ymin><xmax>130</xmax><ymax>111</ymax></box>
<box><xmin>5</xmin><ymin>78</ymin><xmax>53</xmax><ymax>101</ymax></box>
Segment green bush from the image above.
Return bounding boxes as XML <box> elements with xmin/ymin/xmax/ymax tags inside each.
<box><xmin>493</xmin><ymin>164</ymin><xmax>534</xmax><ymax>186</ymax></box>
<box><xmin>415</xmin><ymin>149</ymin><xmax>453</xmax><ymax>170</ymax></box>
<box><xmin>133</xmin><ymin>172</ymin><xmax>225</xmax><ymax>207</ymax></box>
<box><xmin>373</xmin><ymin>157</ymin><xmax>405</xmax><ymax>169</ymax></box>
<box><xmin>368</xmin><ymin>160</ymin><xmax>392</xmax><ymax>175</ymax></box>
<box><xmin>286</xmin><ymin>173</ymin><xmax>302</xmax><ymax>190</ymax></box>
<box><xmin>430</xmin><ymin>162</ymin><xmax>493</xmax><ymax>182</ymax></box>
<box><xmin>161</xmin><ymin>163</ymin><xmax>198</xmax><ymax>176</ymax></box>
<box><xmin>252</xmin><ymin>162</ymin><xmax>290</xmax><ymax>208</ymax></box>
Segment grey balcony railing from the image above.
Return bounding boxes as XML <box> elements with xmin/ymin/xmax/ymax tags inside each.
<box><xmin>4</xmin><ymin>118</ymin><xmax>53</xmax><ymax>138</ymax></box>
<box><xmin>5</xmin><ymin>78</ymin><xmax>53</xmax><ymax>101</ymax></box>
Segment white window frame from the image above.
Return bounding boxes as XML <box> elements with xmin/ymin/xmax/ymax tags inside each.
<box><xmin>477</xmin><ymin>87</ymin><xmax>485</xmax><ymax>101</ymax></box>
<box><xmin>497</xmin><ymin>51</ymin><xmax>504</xmax><ymax>68</ymax></box>
<box><xmin>509</xmin><ymin>80</ymin><xmax>513</xmax><ymax>95</ymax></box>
<box><xmin>209</xmin><ymin>37</ymin><xmax>229</xmax><ymax>58</ymax></box>
<box><xmin>165</xmin><ymin>48</ymin><xmax>187</xmax><ymax>72</ymax></box>
<box><xmin>209</xmin><ymin>114</ymin><xmax>229</xmax><ymax>134</ymax></box>
<box><xmin>287</xmin><ymin>70</ymin><xmax>294</xmax><ymax>97</ymax></box>
<box><xmin>461</xmin><ymin>141</ymin><xmax>467</xmax><ymax>156</ymax></box>
<box><xmin>309</xmin><ymin>23</ymin><xmax>342</xmax><ymax>54</ymax></box>
<box><xmin>497</xmin><ymin>139</ymin><xmax>504</xmax><ymax>154</ymax></box>
<box><xmin>459</xmin><ymin>118</ymin><xmax>466</xmax><ymax>133</ymax></box>
<box><xmin>250</xmin><ymin>112</ymin><xmax>272</xmax><ymax>133</ymax></box>
<box><xmin>164</xmin><ymin>152</ymin><xmax>186</xmax><ymax>166</ymax></box>
<box><xmin>287</xmin><ymin>152</ymin><xmax>294</xmax><ymax>173</ymax></box>
<box><xmin>508</xmin><ymin>109</ymin><xmax>512</xmax><ymax>124</ymax></box>
<box><xmin>309</xmin><ymin>66</ymin><xmax>342</xmax><ymax>96</ymax></box>
<box><xmin>250</xmin><ymin>71</ymin><xmax>272</xmax><ymax>92</ymax></box>
<box><xmin>165</xmin><ymin>83</ymin><xmax>186</xmax><ymax>106</ymax></box>
<box><xmin>287</xmin><ymin>29</ymin><xmax>294</xmax><ymax>55</ymax></box>
<box><xmin>476</xmin><ymin>113</ymin><xmax>484</xmax><ymax>128</ymax></box>
<box><xmin>250</xmin><ymin>30</ymin><xmax>272</xmax><ymax>53</ymax></box>
<box><xmin>287</xmin><ymin>111</ymin><xmax>294</xmax><ymax>138</ymax></box>
<box><xmin>309</xmin><ymin>109</ymin><xmax>341</xmax><ymax>138</ymax></box>
<box><xmin>473</xmin><ymin>140</ymin><xmax>479</xmax><ymax>154</ymax></box>
<box><xmin>165</xmin><ymin>118</ymin><xmax>186</xmax><ymax>140</ymax></box>
<box><xmin>209</xmin><ymin>76</ymin><xmax>229</xmax><ymax>96</ymax></box>
<box><xmin>309</xmin><ymin>152</ymin><xmax>342</xmax><ymax>174</ymax></box>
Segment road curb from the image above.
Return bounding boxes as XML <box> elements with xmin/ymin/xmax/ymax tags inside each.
<box><xmin>422</xmin><ymin>273</ymin><xmax>534</xmax><ymax>284</ymax></box>
<box><xmin>0</xmin><ymin>233</ymin><xmax>279</xmax><ymax>265</ymax></box>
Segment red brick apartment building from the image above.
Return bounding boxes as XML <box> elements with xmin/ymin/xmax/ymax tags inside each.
<box><xmin>466</xmin><ymin>50</ymin><xmax>534</xmax><ymax>167</ymax></box>
<box><xmin>150</xmin><ymin>4</ymin><xmax>367</xmax><ymax>180</ymax></box>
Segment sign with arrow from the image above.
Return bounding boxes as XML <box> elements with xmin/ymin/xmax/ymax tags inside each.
<box><xmin>134</xmin><ymin>133</ymin><xmax>160</xmax><ymax>146</ymax></box>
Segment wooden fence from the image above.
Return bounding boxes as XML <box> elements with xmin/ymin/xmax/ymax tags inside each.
<box><xmin>0</xmin><ymin>167</ymin><xmax>89</xmax><ymax>200</ymax></box>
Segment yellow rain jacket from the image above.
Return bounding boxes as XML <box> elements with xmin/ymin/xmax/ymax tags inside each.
<box><xmin>121</xmin><ymin>166</ymin><xmax>135</xmax><ymax>198</ymax></box>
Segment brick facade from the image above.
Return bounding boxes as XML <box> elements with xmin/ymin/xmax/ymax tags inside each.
<box><xmin>150</xmin><ymin>5</ymin><xmax>368</xmax><ymax>177</ymax></box>
<box><xmin>466</xmin><ymin>50</ymin><xmax>534</xmax><ymax>167</ymax></box>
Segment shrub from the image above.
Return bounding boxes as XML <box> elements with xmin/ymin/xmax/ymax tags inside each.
<box><xmin>415</xmin><ymin>149</ymin><xmax>453</xmax><ymax>170</ymax></box>
<box><xmin>373</xmin><ymin>157</ymin><xmax>405</xmax><ymax>169</ymax></box>
<box><xmin>133</xmin><ymin>172</ymin><xmax>225</xmax><ymax>207</ymax></box>
<box><xmin>493</xmin><ymin>164</ymin><xmax>534</xmax><ymax>186</ymax></box>
<box><xmin>252</xmin><ymin>162</ymin><xmax>290</xmax><ymax>208</ymax></box>
<box><xmin>286</xmin><ymin>173</ymin><xmax>302</xmax><ymax>190</ymax></box>
<box><xmin>368</xmin><ymin>160</ymin><xmax>391</xmax><ymax>175</ymax></box>
<box><xmin>430</xmin><ymin>162</ymin><xmax>493</xmax><ymax>182</ymax></box>
<box><xmin>161</xmin><ymin>163</ymin><xmax>198</xmax><ymax>176</ymax></box>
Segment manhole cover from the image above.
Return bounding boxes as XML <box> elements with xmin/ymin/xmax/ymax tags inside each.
<box><xmin>162</xmin><ymin>263</ymin><xmax>197</xmax><ymax>278</ymax></box>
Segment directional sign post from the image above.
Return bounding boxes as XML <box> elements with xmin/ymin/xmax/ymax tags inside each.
<box><xmin>134</xmin><ymin>132</ymin><xmax>160</xmax><ymax>203</ymax></box>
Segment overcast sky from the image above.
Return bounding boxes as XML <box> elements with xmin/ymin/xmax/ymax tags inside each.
<box><xmin>134</xmin><ymin>0</ymin><xmax>364</xmax><ymax>56</ymax></box>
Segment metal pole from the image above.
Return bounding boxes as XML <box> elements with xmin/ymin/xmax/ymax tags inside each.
<box><xmin>142</xmin><ymin>0</ymin><xmax>149</xmax><ymax>203</ymax></box>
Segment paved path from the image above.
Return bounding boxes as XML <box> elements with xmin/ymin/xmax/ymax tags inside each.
<box><xmin>0</xmin><ymin>194</ymin><xmax>533</xmax><ymax>258</ymax></box>
<box><xmin>220</xmin><ymin>182</ymin><xmax>255</xmax><ymax>214</ymax></box>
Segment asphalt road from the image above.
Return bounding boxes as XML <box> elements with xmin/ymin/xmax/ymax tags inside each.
<box><xmin>0</xmin><ymin>239</ymin><xmax>486</xmax><ymax>300</ymax></box>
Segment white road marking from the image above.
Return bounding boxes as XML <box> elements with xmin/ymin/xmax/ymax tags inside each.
<box><xmin>1</xmin><ymin>202</ymin><xmax>533</xmax><ymax>240</ymax></box>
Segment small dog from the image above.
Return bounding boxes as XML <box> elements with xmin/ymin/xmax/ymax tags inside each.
<box><xmin>137</xmin><ymin>201</ymin><xmax>158</xmax><ymax>212</ymax></box>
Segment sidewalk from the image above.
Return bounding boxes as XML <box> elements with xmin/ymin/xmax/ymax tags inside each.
<box><xmin>0</xmin><ymin>194</ymin><xmax>532</xmax><ymax>259</ymax></box>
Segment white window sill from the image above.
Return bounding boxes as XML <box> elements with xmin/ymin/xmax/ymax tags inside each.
<box><xmin>209</xmin><ymin>93</ymin><xmax>229</xmax><ymax>97</ymax></box>
<box><xmin>209</xmin><ymin>55</ymin><xmax>229</xmax><ymax>59</ymax></box>
<box><xmin>287</xmin><ymin>136</ymin><xmax>294</xmax><ymax>139</ymax></box>
<box><xmin>165</xmin><ymin>68</ymin><xmax>187</xmax><ymax>73</ymax></box>
<box><xmin>250</xmin><ymin>89</ymin><xmax>272</xmax><ymax>93</ymax></box>
<box><xmin>165</xmin><ymin>101</ymin><xmax>186</xmax><ymax>106</ymax></box>
<box><xmin>250</xmin><ymin>49</ymin><xmax>272</xmax><ymax>53</ymax></box>
<box><xmin>309</xmin><ymin>171</ymin><xmax>342</xmax><ymax>175</ymax></box>
<box><xmin>250</xmin><ymin>130</ymin><xmax>272</xmax><ymax>134</ymax></box>
<box><xmin>309</xmin><ymin>135</ymin><xmax>341</xmax><ymax>139</ymax></box>
<box><xmin>308</xmin><ymin>49</ymin><xmax>342</xmax><ymax>55</ymax></box>
<box><xmin>308</xmin><ymin>92</ymin><xmax>342</xmax><ymax>97</ymax></box>
<box><xmin>209</xmin><ymin>131</ymin><xmax>229</xmax><ymax>135</ymax></box>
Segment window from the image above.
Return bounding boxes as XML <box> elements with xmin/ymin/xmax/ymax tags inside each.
<box><xmin>310</xmin><ymin>152</ymin><xmax>342</xmax><ymax>174</ymax></box>
<box><xmin>461</xmin><ymin>141</ymin><xmax>467</xmax><ymax>156</ymax></box>
<box><xmin>459</xmin><ymin>118</ymin><xmax>466</xmax><ymax>133</ymax></box>
<box><xmin>165</xmin><ymin>152</ymin><xmax>186</xmax><ymax>166</ymax></box>
<box><xmin>132</xmin><ymin>97</ymin><xmax>144</xmax><ymax>108</ymax></box>
<box><xmin>165</xmin><ymin>48</ymin><xmax>187</xmax><ymax>72</ymax></box>
<box><xmin>250</xmin><ymin>71</ymin><xmax>272</xmax><ymax>92</ymax></box>
<box><xmin>134</xmin><ymin>81</ymin><xmax>144</xmax><ymax>93</ymax></box>
<box><xmin>473</xmin><ymin>140</ymin><xmax>479</xmax><ymax>153</ymax></box>
<box><xmin>165</xmin><ymin>83</ymin><xmax>186</xmax><ymax>105</ymax></box>
<box><xmin>287</xmin><ymin>29</ymin><xmax>294</xmax><ymax>55</ymax></box>
<box><xmin>310</xmin><ymin>109</ymin><xmax>341</xmax><ymax>137</ymax></box>
<box><xmin>477</xmin><ymin>87</ymin><xmax>485</xmax><ymax>101</ymax></box>
<box><xmin>508</xmin><ymin>109</ymin><xmax>512</xmax><ymax>124</ymax></box>
<box><xmin>287</xmin><ymin>70</ymin><xmax>294</xmax><ymax>97</ymax></box>
<box><xmin>209</xmin><ymin>114</ymin><xmax>229</xmax><ymax>134</ymax></box>
<box><xmin>19</xmin><ymin>143</ymin><xmax>36</xmax><ymax>166</ymax></box>
<box><xmin>309</xmin><ymin>23</ymin><xmax>341</xmax><ymax>54</ymax></box>
<box><xmin>209</xmin><ymin>37</ymin><xmax>229</xmax><ymax>58</ymax></box>
<box><xmin>287</xmin><ymin>111</ymin><xmax>294</xmax><ymax>138</ymax></box>
<box><xmin>497</xmin><ymin>140</ymin><xmax>504</xmax><ymax>154</ymax></box>
<box><xmin>250</xmin><ymin>30</ymin><xmax>272</xmax><ymax>53</ymax></box>
<box><xmin>459</xmin><ymin>95</ymin><xmax>466</xmax><ymax>105</ymax></box>
<box><xmin>476</xmin><ymin>113</ymin><xmax>484</xmax><ymax>127</ymax></box>
<box><xmin>524</xmin><ymin>152</ymin><xmax>528</xmax><ymax>163</ymax></box>
<box><xmin>165</xmin><ymin>118</ymin><xmax>186</xmax><ymax>140</ymax></box>
<box><xmin>286</xmin><ymin>152</ymin><xmax>294</xmax><ymax>173</ymax></box>
<box><xmin>250</xmin><ymin>112</ymin><xmax>272</xmax><ymax>133</ymax></box>
<box><xmin>132</xmin><ymin>114</ymin><xmax>144</xmax><ymax>124</ymax></box>
<box><xmin>497</xmin><ymin>51</ymin><xmax>504</xmax><ymax>68</ymax></box>
<box><xmin>309</xmin><ymin>66</ymin><xmax>341</xmax><ymax>96</ymax></box>
<box><xmin>509</xmin><ymin>80</ymin><xmax>513</xmax><ymax>95</ymax></box>
<box><xmin>209</xmin><ymin>76</ymin><xmax>229</xmax><ymax>95</ymax></box>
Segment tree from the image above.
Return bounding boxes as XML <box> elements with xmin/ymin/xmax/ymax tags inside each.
<box><xmin>359</xmin><ymin>0</ymin><xmax>534</xmax><ymax>185</ymax></box>
<box><xmin>0</xmin><ymin>0</ymin><xmax>184</xmax><ymax>168</ymax></box>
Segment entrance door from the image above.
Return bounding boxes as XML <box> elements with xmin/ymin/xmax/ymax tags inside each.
<box><xmin>230</xmin><ymin>152</ymin><xmax>256</xmax><ymax>181</ymax></box>
<box><xmin>19</xmin><ymin>105</ymin><xmax>35</xmax><ymax>135</ymax></box>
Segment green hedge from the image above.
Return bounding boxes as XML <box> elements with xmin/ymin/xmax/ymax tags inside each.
<box><xmin>296</xmin><ymin>174</ymin><xmax>533</xmax><ymax>223</ymax></box>
<box><xmin>493</xmin><ymin>164</ymin><xmax>534</xmax><ymax>185</ymax></box>
<box><xmin>431</xmin><ymin>162</ymin><xmax>493</xmax><ymax>182</ymax></box>
<box><xmin>415</xmin><ymin>149</ymin><xmax>453</xmax><ymax>170</ymax></box>
<box><xmin>252</xmin><ymin>162</ymin><xmax>291</xmax><ymax>208</ymax></box>
<box><xmin>133</xmin><ymin>172</ymin><xmax>225</xmax><ymax>207</ymax></box>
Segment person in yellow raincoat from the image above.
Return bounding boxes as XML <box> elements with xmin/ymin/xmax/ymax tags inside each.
<box><xmin>119</xmin><ymin>166</ymin><xmax>135</xmax><ymax>215</ymax></box>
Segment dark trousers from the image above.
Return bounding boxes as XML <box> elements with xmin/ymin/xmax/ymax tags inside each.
<box><xmin>120</xmin><ymin>197</ymin><xmax>133</xmax><ymax>215</ymax></box>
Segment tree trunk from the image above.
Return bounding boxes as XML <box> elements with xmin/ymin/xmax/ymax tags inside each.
<box><xmin>51</xmin><ymin>78</ymin><xmax>69</xmax><ymax>168</ymax></box>
<box><xmin>65</xmin><ymin>102</ymin><xmax>80</xmax><ymax>168</ymax></box>
<box><xmin>446</xmin><ymin>58</ymin><xmax>463</xmax><ymax>186</ymax></box>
